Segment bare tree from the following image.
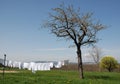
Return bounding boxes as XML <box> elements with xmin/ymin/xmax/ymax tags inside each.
<box><xmin>45</xmin><ymin>4</ymin><xmax>105</xmax><ymax>79</ymax></box>
<box><xmin>89</xmin><ymin>46</ymin><xmax>103</xmax><ymax>64</ymax></box>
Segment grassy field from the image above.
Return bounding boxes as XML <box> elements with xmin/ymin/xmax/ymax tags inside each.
<box><xmin>0</xmin><ymin>69</ymin><xmax>120</xmax><ymax>84</ymax></box>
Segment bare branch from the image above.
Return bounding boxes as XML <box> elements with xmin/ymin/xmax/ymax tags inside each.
<box><xmin>89</xmin><ymin>46</ymin><xmax>103</xmax><ymax>64</ymax></box>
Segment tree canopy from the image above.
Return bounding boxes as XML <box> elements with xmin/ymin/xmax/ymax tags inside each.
<box><xmin>100</xmin><ymin>56</ymin><xmax>118</xmax><ymax>72</ymax></box>
<box><xmin>46</xmin><ymin>5</ymin><xmax>105</xmax><ymax>47</ymax></box>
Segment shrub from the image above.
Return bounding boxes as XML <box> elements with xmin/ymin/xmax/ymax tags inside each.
<box><xmin>100</xmin><ymin>56</ymin><xmax>118</xmax><ymax>72</ymax></box>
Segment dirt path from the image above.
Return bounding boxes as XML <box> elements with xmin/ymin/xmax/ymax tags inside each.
<box><xmin>0</xmin><ymin>70</ymin><xmax>18</xmax><ymax>73</ymax></box>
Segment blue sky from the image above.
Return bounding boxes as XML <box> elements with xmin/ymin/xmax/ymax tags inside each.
<box><xmin>0</xmin><ymin>0</ymin><xmax>120</xmax><ymax>62</ymax></box>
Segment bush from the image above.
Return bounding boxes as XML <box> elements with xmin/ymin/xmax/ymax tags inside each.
<box><xmin>100</xmin><ymin>56</ymin><xmax>118</xmax><ymax>72</ymax></box>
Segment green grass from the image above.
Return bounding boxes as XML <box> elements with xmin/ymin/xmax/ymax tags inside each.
<box><xmin>0</xmin><ymin>70</ymin><xmax>120</xmax><ymax>84</ymax></box>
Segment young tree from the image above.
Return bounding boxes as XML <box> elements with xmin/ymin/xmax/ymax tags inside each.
<box><xmin>89</xmin><ymin>46</ymin><xmax>102</xmax><ymax>64</ymax></box>
<box><xmin>45</xmin><ymin>4</ymin><xmax>105</xmax><ymax>79</ymax></box>
<box><xmin>100</xmin><ymin>56</ymin><xmax>118</xmax><ymax>72</ymax></box>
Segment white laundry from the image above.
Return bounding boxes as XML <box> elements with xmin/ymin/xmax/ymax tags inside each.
<box><xmin>0</xmin><ymin>59</ymin><xmax>68</xmax><ymax>72</ymax></box>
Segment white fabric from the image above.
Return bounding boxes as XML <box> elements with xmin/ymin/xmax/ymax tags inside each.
<box><xmin>1</xmin><ymin>59</ymin><xmax>67</xmax><ymax>72</ymax></box>
<box><xmin>23</xmin><ymin>62</ymin><xmax>29</xmax><ymax>69</ymax></box>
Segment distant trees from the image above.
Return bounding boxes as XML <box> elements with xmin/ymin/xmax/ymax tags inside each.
<box><xmin>89</xmin><ymin>46</ymin><xmax>102</xmax><ymax>64</ymax></box>
<box><xmin>100</xmin><ymin>56</ymin><xmax>118</xmax><ymax>72</ymax></box>
<box><xmin>45</xmin><ymin>4</ymin><xmax>105</xmax><ymax>79</ymax></box>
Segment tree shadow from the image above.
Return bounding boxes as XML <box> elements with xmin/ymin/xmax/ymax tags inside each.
<box><xmin>88</xmin><ymin>75</ymin><xmax>110</xmax><ymax>80</ymax></box>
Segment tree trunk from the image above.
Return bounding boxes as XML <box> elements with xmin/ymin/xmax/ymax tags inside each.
<box><xmin>108</xmin><ymin>62</ymin><xmax>112</xmax><ymax>72</ymax></box>
<box><xmin>77</xmin><ymin>47</ymin><xmax>84</xmax><ymax>79</ymax></box>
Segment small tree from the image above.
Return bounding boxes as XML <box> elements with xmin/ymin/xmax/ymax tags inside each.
<box><xmin>45</xmin><ymin>4</ymin><xmax>105</xmax><ymax>79</ymax></box>
<box><xmin>100</xmin><ymin>56</ymin><xmax>118</xmax><ymax>72</ymax></box>
<box><xmin>89</xmin><ymin>46</ymin><xmax>102</xmax><ymax>64</ymax></box>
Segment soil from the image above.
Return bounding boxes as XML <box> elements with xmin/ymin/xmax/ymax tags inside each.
<box><xmin>0</xmin><ymin>70</ymin><xmax>18</xmax><ymax>73</ymax></box>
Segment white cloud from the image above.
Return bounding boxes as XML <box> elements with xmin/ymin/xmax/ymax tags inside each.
<box><xmin>103</xmin><ymin>49</ymin><xmax>119</xmax><ymax>53</ymax></box>
<box><xmin>34</xmin><ymin>48</ymin><xmax>72</xmax><ymax>51</ymax></box>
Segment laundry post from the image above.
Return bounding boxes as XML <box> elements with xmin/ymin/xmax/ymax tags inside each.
<box><xmin>3</xmin><ymin>54</ymin><xmax>6</xmax><ymax>77</ymax></box>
